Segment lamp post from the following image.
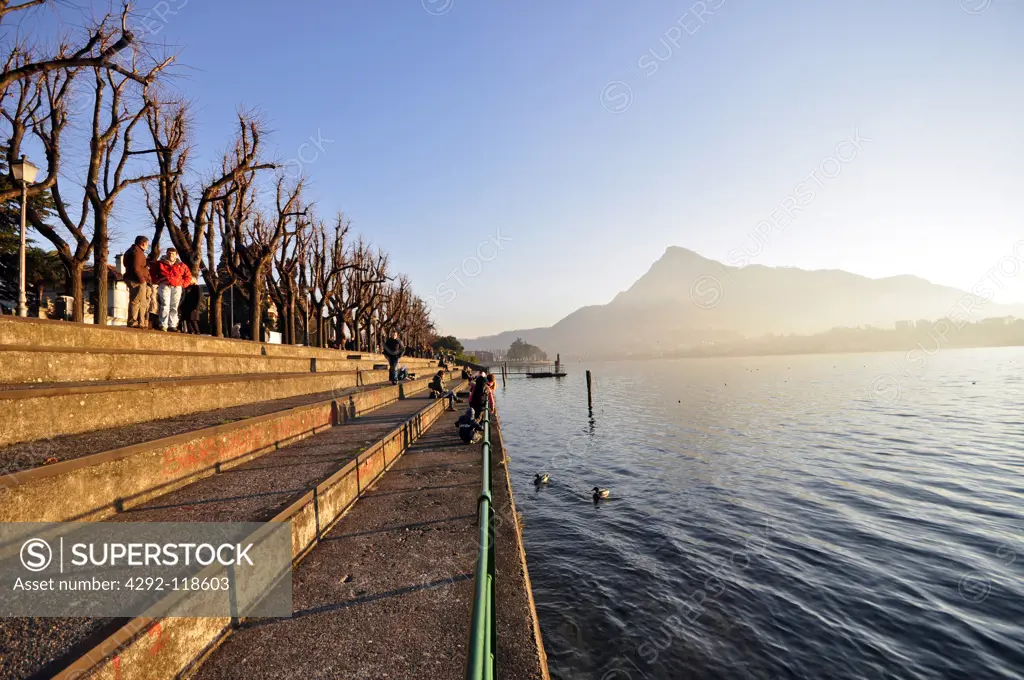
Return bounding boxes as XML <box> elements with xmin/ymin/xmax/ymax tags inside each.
<box><xmin>11</xmin><ymin>155</ymin><xmax>40</xmax><ymax>318</ymax></box>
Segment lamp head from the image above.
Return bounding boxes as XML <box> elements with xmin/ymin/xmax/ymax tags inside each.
<box><xmin>11</xmin><ymin>155</ymin><xmax>40</xmax><ymax>184</ymax></box>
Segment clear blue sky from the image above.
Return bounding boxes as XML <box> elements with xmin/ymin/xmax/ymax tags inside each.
<box><xmin>26</xmin><ymin>0</ymin><xmax>1024</xmax><ymax>337</ymax></box>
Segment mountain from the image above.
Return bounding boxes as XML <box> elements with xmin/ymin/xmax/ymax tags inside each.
<box><xmin>461</xmin><ymin>247</ymin><xmax>1024</xmax><ymax>357</ymax></box>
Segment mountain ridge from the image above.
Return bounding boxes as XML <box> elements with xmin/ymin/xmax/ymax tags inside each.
<box><xmin>461</xmin><ymin>247</ymin><xmax>1024</xmax><ymax>357</ymax></box>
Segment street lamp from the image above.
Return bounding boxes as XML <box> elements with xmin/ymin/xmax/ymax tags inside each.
<box><xmin>11</xmin><ymin>155</ymin><xmax>40</xmax><ymax>318</ymax></box>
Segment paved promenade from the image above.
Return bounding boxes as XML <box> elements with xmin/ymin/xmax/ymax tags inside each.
<box><xmin>194</xmin><ymin>410</ymin><xmax>548</xmax><ymax>680</ymax></box>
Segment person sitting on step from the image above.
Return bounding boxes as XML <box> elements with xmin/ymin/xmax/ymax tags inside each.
<box><xmin>429</xmin><ymin>370</ymin><xmax>460</xmax><ymax>409</ymax></box>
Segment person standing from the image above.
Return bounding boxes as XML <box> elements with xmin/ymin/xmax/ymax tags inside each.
<box><xmin>383</xmin><ymin>330</ymin><xmax>405</xmax><ymax>385</ymax></box>
<box><xmin>150</xmin><ymin>248</ymin><xmax>192</xmax><ymax>332</ymax></box>
<box><xmin>179</xmin><ymin>282</ymin><xmax>202</xmax><ymax>334</ymax></box>
<box><xmin>123</xmin><ymin>236</ymin><xmax>151</xmax><ymax>328</ymax></box>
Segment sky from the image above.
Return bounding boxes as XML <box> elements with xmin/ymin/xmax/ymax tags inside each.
<box><xmin>13</xmin><ymin>0</ymin><xmax>1024</xmax><ymax>338</ymax></box>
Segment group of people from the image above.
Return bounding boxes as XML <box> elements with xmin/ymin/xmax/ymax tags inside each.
<box><xmin>456</xmin><ymin>372</ymin><xmax>497</xmax><ymax>444</ymax></box>
<box><xmin>123</xmin><ymin>235</ymin><xmax>201</xmax><ymax>333</ymax></box>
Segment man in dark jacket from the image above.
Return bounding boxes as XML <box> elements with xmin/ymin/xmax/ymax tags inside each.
<box><xmin>123</xmin><ymin>235</ymin><xmax>151</xmax><ymax>328</ymax></box>
<box><xmin>179</xmin><ymin>283</ymin><xmax>202</xmax><ymax>334</ymax></box>
<box><xmin>383</xmin><ymin>331</ymin><xmax>404</xmax><ymax>384</ymax></box>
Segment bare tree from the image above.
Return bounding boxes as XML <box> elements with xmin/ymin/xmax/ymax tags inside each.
<box><xmin>158</xmin><ymin>110</ymin><xmax>273</xmax><ymax>276</ymax></box>
<box><xmin>226</xmin><ymin>176</ymin><xmax>305</xmax><ymax>339</ymax></box>
<box><xmin>0</xmin><ymin>3</ymin><xmax>173</xmax><ymax>203</ymax></box>
<box><xmin>3</xmin><ymin>23</ymin><xmax>170</xmax><ymax>321</ymax></box>
<box><xmin>14</xmin><ymin>67</ymin><xmax>99</xmax><ymax>320</ymax></box>
<box><xmin>305</xmin><ymin>214</ymin><xmax>354</xmax><ymax>347</ymax></box>
<box><xmin>85</xmin><ymin>66</ymin><xmax>169</xmax><ymax>325</ymax></box>
<box><xmin>2</xmin><ymin>4</ymin><xmax>442</xmax><ymax>343</ymax></box>
<box><xmin>267</xmin><ymin>210</ymin><xmax>310</xmax><ymax>345</ymax></box>
<box><xmin>142</xmin><ymin>94</ymin><xmax>191</xmax><ymax>257</ymax></box>
<box><xmin>210</xmin><ymin>162</ymin><xmax>260</xmax><ymax>337</ymax></box>
<box><xmin>341</xmin><ymin>238</ymin><xmax>390</xmax><ymax>352</ymax></box>
<box><xmin>145</xmin><ymin>108</ymin><xmax>275</xmax><ymax>335</ymax></box>
<box><xmin>207</xmin><ymin>198</ymin><xmax>242</xmax><ymax>336</ymax></box>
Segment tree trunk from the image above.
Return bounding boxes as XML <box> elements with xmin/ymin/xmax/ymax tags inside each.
<box><xmin>209</xmin><ymin>289</ymin><xmax>224</xmax><ymax>338</ymax></box>
<box><xmin>286</xmin><ymin>291</ymin><xmax>296</xmax><ymax>345</ymax></box>
<box><xmin>94</xmin><ymin>223</ymin><xmax>108</xmax><ymax>326</ymax></box>
<box><xmin>248</xmin><ymin>275</ymin><xmax>262</xmax><ymax>342</ymax></box>
<box><xmin>69</xmin><ymin>262</ymin><xmax>85</xmax><ymax>322</ymax></box>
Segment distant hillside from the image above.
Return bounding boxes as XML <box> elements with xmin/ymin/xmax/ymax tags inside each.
<box><xmin>461</xmin><ymin>247</ymin><xmax>1024</xmax><ymax>357</ymax></box>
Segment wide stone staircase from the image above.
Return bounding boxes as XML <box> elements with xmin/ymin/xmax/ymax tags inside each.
<box><xmin>0</xmin><ymin>316</ymin><xmax>493</xmax><ymax>680</ymax></box>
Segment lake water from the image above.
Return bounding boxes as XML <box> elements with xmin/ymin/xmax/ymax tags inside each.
<box><xmin>496</xmin><ymin>348</ymin><xmax>1024</xmax><ymax>680</ymax></box>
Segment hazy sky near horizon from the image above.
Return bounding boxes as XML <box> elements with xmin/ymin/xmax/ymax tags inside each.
<box><xmin>15</xmin><ymin>0</ymin><xmax>1024</xmax><ymax>337</ymax></box>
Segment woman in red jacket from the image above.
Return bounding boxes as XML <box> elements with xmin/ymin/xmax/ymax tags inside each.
<box><xmin>150</xmin><ymin>248</ymin><xmax>193</xmax><ymax>332</ymax></box>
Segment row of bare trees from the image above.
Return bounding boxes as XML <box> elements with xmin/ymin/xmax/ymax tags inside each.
<box><xmin>1</xmin><ymin>1</ymin><xmax>436</xmax><ymax>351</ymax></box>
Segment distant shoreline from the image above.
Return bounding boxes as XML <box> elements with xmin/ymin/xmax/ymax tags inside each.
<box><xmin>546</xmin><ymin>319</ymin><xmax>1024</xmax><ymax>362</ymax></box>
<box><xmin>560</xmin><ymin>341</ymin><xmax>1024</xmax><ymax>363</ymax></box>
<box><xmin>666</xmin><ymin>339</ymin><xmax>1024</xmax><ymax>361</ymax></box>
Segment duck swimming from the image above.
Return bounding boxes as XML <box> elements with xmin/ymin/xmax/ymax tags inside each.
<box><xmin>534</xmin><ymin>473</ymin><xmax>550</xmax><ymax>485</ymax></box>
<box><xmin>592</xmin><ymin>487</ymin><xmax>610</xmax><ymax>499</ymax></box>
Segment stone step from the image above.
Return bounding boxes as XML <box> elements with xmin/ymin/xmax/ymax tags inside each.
<box><xmin>11</xmin><ymin>385</ymin><xmax>462</xmax><ymax>680</ymax></box>
<box><xmin>0</xmin><ymin>369</ymin><xmax>395</xmax><ymax>447</ymax></box>
<box><xmin>0</xmin><ymin>375</ymin><xmax>453</xmax><ymax>523</ymax></box>
<box><xmin>0</xmin><ymin>344</ymin><xmax>430</xmax><ymax>384</ymax></box>
<box><xmin>0</xmin><ymin>315</ymin><xmax>440</xmax><ymax>367</ymax></box>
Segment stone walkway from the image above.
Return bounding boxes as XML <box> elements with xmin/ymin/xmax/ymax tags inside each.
<box><xmin>194</xmin><ymin>410</ymin><xmax>547</xmax><ymax>680</ymax></box>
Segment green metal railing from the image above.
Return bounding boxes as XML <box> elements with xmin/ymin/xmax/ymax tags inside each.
<box><xmin>465</xmin><ymin>408</ymin><xmax>496</xmax><ymax>680</ymax></box>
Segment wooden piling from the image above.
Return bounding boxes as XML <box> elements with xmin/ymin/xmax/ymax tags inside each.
<box><xmin>586</xmin><ymin>370</ymin><xmax>593</xmax><ymax>410</ymax></box>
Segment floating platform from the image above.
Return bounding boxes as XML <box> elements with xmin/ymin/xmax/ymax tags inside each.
<box><xmin>526</xmin><ymin>372</ymin><xmax>567</xmax><ymax>378</ymax></box>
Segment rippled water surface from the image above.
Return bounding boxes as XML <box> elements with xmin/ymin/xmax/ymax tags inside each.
<box><xmin>496</xmin><ymin>349</ymin><xmax>1023</xmax><ymax>680</ymax></box>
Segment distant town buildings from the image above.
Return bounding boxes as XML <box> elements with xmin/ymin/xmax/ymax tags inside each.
<box><xmin>471</xmin><ymin>349</ymin><xmax>506</xmax><ymax>363</ymax></box>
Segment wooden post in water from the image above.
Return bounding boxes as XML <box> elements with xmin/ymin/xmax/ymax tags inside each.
<box><xmin>555</xmin><ymin>353</ymin><xmax>560</xmax><ymax>375</ymax></box>
<box><xmin>586</xmin><ymin>369</ymin><xmax>593</xmax><ymax>410</ymax></box>
<box><xmin>501</xmin><ymin>362</ymin><xmax>506</xmax><ymax>387</ymax></box>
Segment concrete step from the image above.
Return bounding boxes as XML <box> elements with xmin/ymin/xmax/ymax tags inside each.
<box><xmin>0</xmin><ymin>369</ymin><xmax>395</xmax><ymax>447</ymax></box>
<box><xmin>0</xmin><ymin>344</ymin><xmax>433</xmax><ymax>384</ymax></box>
<box><xmin>0</xmin><ymin>375</ymin><xmax>457</xmax><ymax>523</ymax></box>
<box><xmin>8</xmin><ymin>385</ymin><xmax>463</xmax><ymax>680</ymax></box>
<box><xmin>0</xmin><ymin>315</ymin><xmax>441</xmax><ymax>367</ymax></box>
